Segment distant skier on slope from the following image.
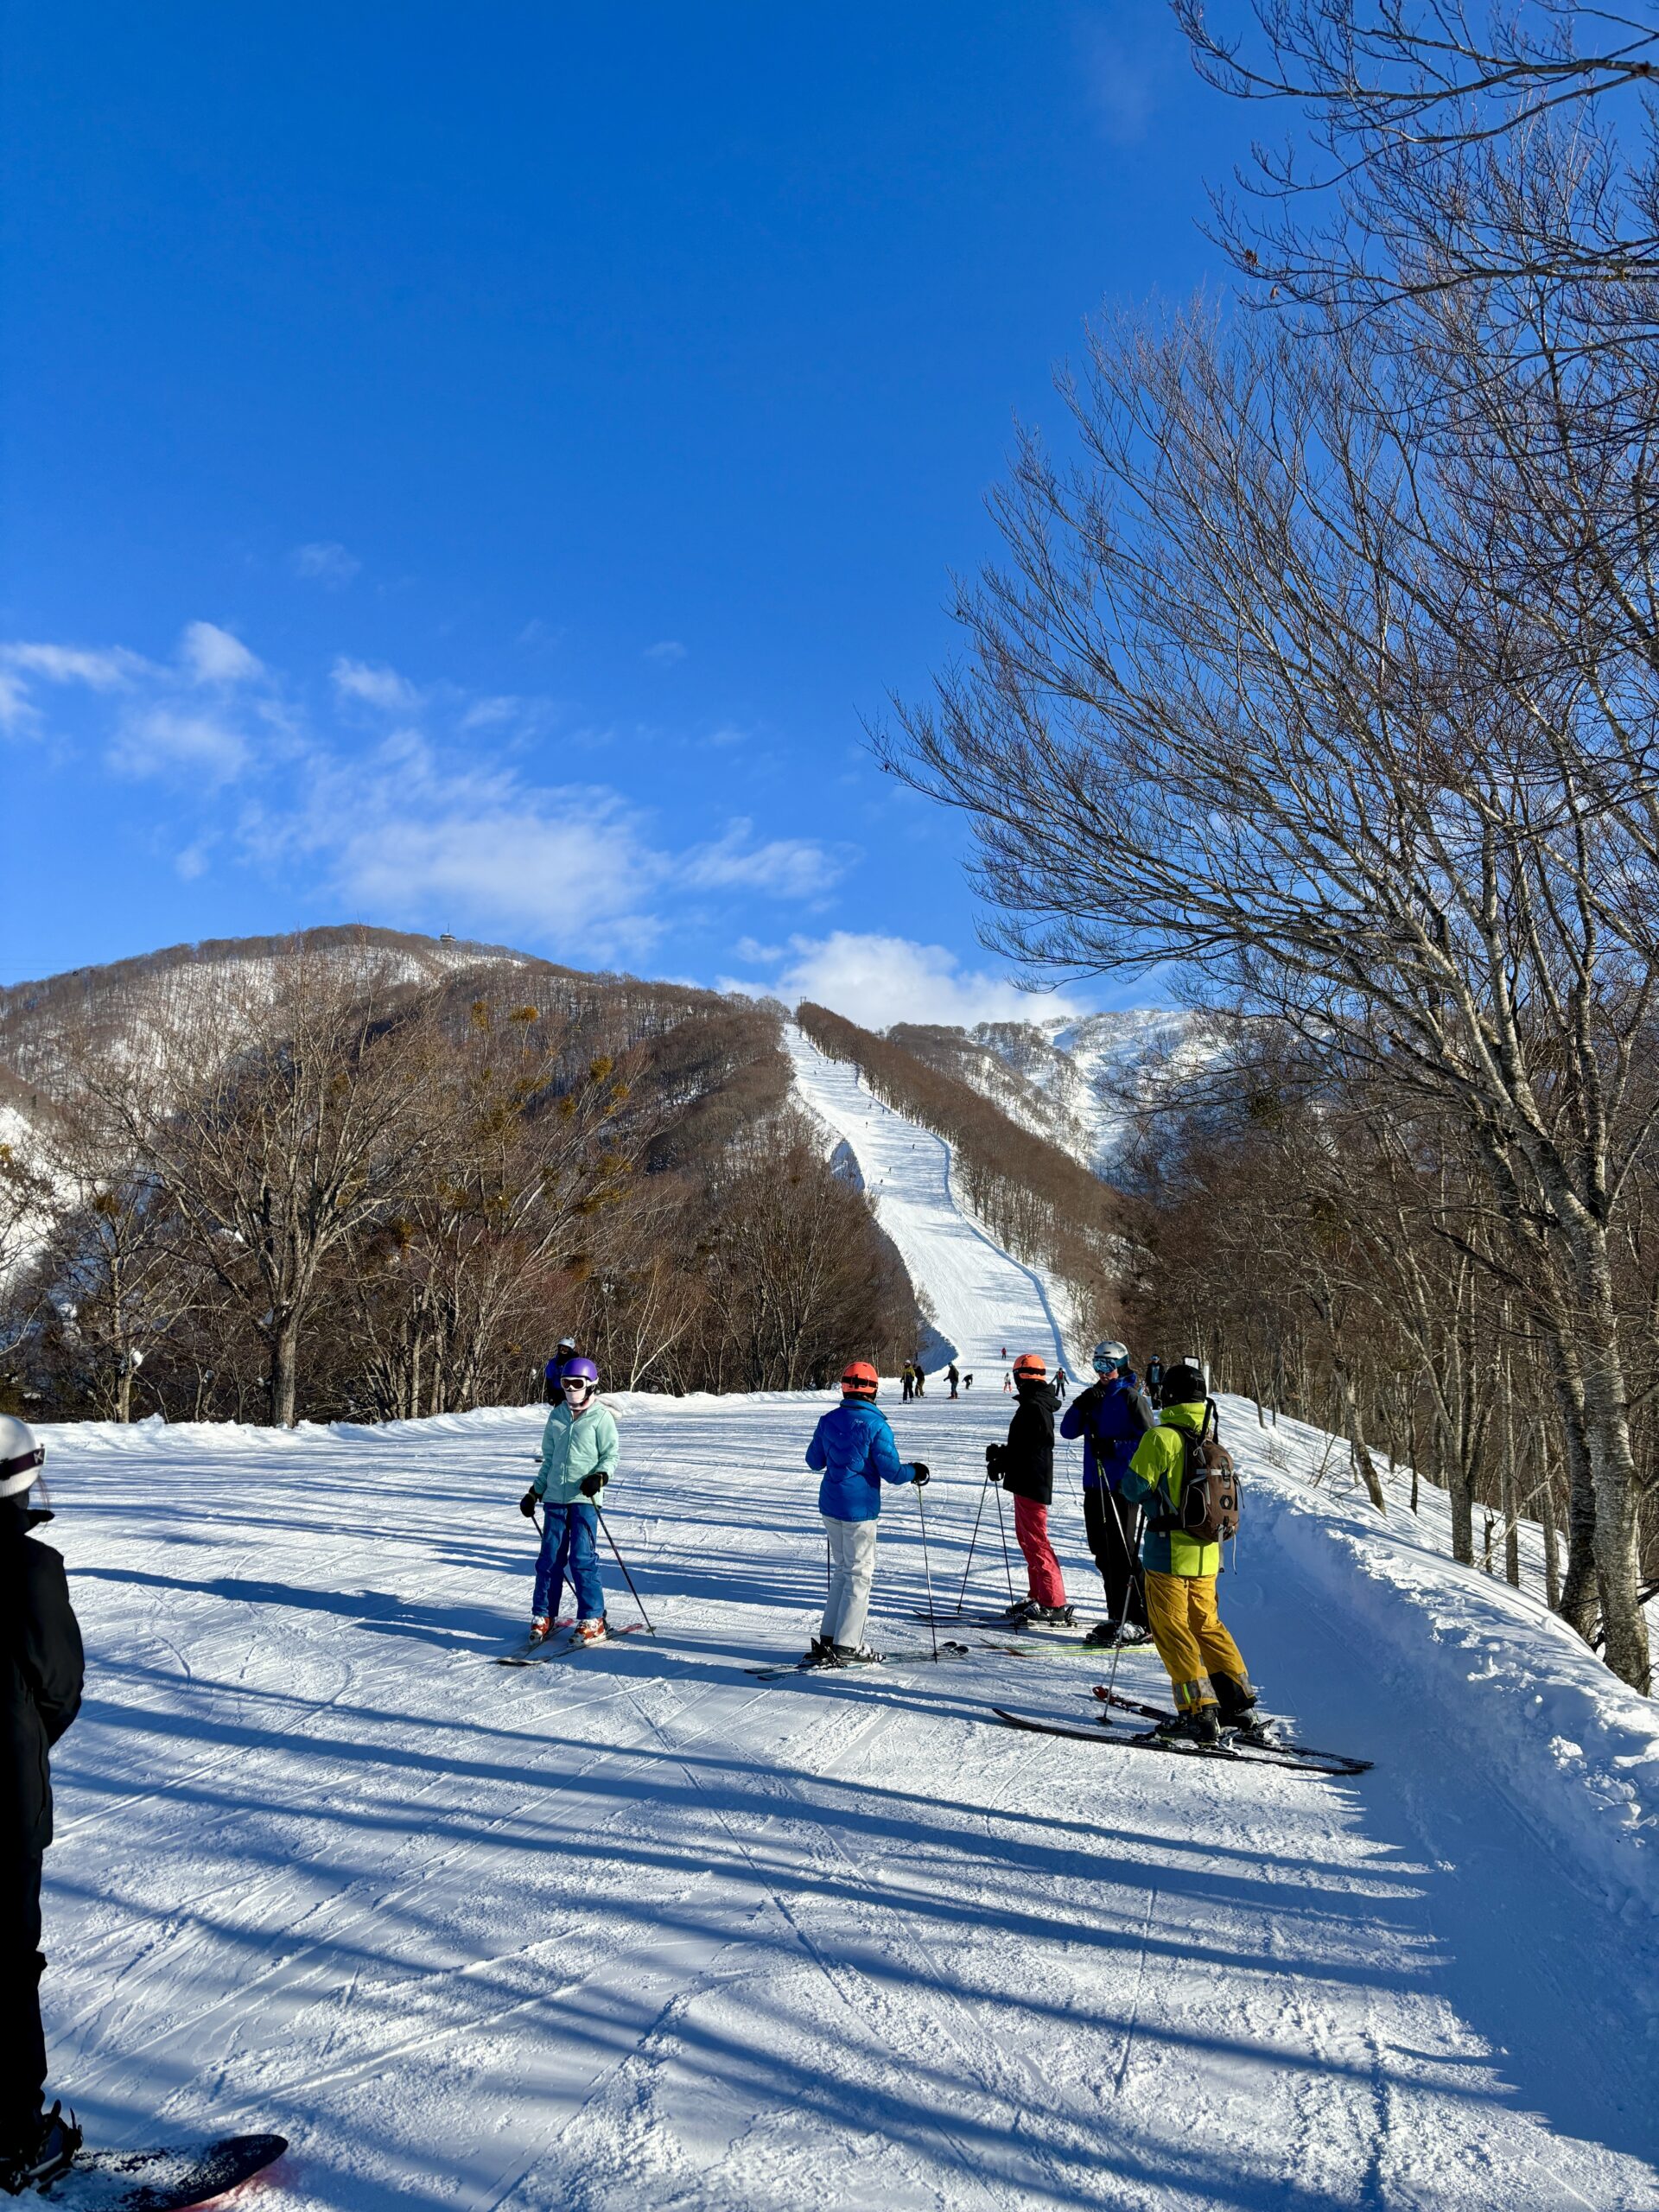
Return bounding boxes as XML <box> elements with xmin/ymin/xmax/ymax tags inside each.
<box><xmin>1053</xmin><ymin>1365</ymin><xmax>1069</xmax><ymax>1401</ymax></box>
<box><xmin>1120</xmin><ymin>1358</ymin><xmax>1255</xmax><ymax>1746</ymax></box>
<box><xmin>901</xmin><ymin>1362</ymin><xmax>915</xmax><ymax>1402</ymax></box>
<box><xmin>990</xmin><ymin>1355</ymin><xmax>1073</xmax><ymax>1624</ymax></box>
<box><xmin>803</xmin><ymin>1362</ymin><xmax>929</xmax><ymax>1667</ymax></box>
<box><xmin>0</xmin><ymin>1418</ymin><xmax>85</xmax><ymax>2196</ymax></box>
<box><xmin>520</xmin><ymin>1357</ymin><xmax>618</xmax><ymax>1647</ymax></box>
<box><xmin>543</xmin><ymin>1336</ymin><xmax>578</xmax><ymax>1402</ymax></box>
<box><xmin>947</xmin><ymin>1363</ymin><xmax>959</xmax><ymax>1400</ymax></box>
<box><xmin>1061</xmin><ymin>1341</ymin><xmax>1154</xmax><ymax>1648</ymax></box>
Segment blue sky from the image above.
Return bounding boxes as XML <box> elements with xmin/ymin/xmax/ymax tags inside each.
<box><xmin>1</xmin><ymin>3</ymin><xmax>1254</xmax><ymax>1024</ymax></box>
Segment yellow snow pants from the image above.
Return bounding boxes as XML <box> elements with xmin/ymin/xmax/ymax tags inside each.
<box><xmin>1144</xmin><ymin>1570</ymin><xmax>1249</xmax><ymax>1713</ymax></box>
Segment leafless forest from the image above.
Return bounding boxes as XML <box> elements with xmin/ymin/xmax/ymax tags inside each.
<box><xmin>0</xmin><ymin>932</ymin><xmax>920</xmax><ymax>1429</ymax></box>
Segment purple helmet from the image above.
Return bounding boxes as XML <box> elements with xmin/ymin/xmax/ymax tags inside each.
<box><xmin>562</xmin><ymin>1357</ymin><xmax>599</xmax><ymax>1388</ymax></box>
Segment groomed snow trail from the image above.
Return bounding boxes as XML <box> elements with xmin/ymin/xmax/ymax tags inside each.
<box><xmin>787</xmin><ymin>1024</ymin><xmax>1069</xmax><ymax>1375</ymax></box>
<box><xmin>35</xmin><ymin>1047</ymin><xmax>1659</xmax><ymax>2211</ymax></box>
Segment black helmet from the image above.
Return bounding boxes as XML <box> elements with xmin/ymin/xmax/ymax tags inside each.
<box><xmin>1158</xmin><ymin>1358</ymin><xmax>1207</xmax><ymax>1407</ymax></box>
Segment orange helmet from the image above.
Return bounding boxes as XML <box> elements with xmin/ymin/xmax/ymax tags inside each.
<box><xmin>1012</xmin><ymin>1353</ymin><xmax>1047</xmax><ymax>1382</ymax></box>
<box><xmin>841</xmin><ymin>1360</ymin><xmax>879</xmax><ymax>1398</ymax></box>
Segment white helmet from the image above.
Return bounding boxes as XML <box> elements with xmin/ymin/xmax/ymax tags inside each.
<box><xmin>1091</xmin><ymin>1340</ymin><xmax>1130</xmax><ymax>1375</ymax></box>
<box><xmin>0</xmin><ymin>1414</ymin><xmax>46</xmax><ymax>1499</ymax></box>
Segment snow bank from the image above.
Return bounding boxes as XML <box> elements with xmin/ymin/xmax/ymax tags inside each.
<box><xmin>1223</xmin><ymin>1394</ymin><xmax>1659</xmax><ymax>1946</ymax></box>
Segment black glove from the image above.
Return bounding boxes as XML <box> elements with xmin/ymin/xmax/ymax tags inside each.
<box><xmin>580</xmin><ymin>1471</ymin><xmax>610</xmax><ymax>1497</ymax></box>
<box><xmin>519</xmin><ymin>1489</ymin><xmax>539</xmax><ymax>1518</ymax></box>
<box><xmin>985</xmin><ymin>1442</ymin><xmax>1007</xmax><ymax>1484</ymax></box>
<box><xmin>911</xmin><ymin>1463</ymin><xmax>931</xmax><ymax>1486</ymax></box>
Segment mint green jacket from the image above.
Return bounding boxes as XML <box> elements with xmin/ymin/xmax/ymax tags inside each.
<box><xmin>532</xmin><ymin>1400</ymin><xmax>620</xmax><ymax>1506</ymax></box>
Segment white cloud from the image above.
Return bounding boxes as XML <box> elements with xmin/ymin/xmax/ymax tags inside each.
<box><xmin>678</xmin><ymin>819</ymin><xmax>844</xmax><ymax>900</ymax></box>
<box><xmin>289</xmin><ymin>541</ymin><xmax>360</xmax><ymax>588</ymax></box>
<box><xmin>3</xmin><ymin>641</ymin><xmax>149</xmax><ymax>690</ymax></box>
<box><xmin>728</xmin><ymin>931</ymin><xmax>1083</xmax><ymax>1031</ymax></box>
<box><xmin>109</xmin><ymin>706</ymin><xmax>251</xmax><ymax>785</ymax></box>
<box><xmin>331</xmin><ymin>657</ymin><xmax>422</xmax><ymax>712</ymax></box>
<box><xmin>644</xmin><ymin>639</ymin><xmax>686</xmax><ymax>664</ymax></box>
<box><xmin>181</xmin><ymin>620</ymin><xmax>263</xmax><ymax>686</ymax></box>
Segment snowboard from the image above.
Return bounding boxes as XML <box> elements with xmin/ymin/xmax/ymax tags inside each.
<box><xmin>989</xmin><ymin>1707</ymin><xmax>1368</xmax><ymax>1777</ymax></box>
<box><xmin>49</xmin><ymin>2132</ymin><xmax>286</xmax><ymax>2209</ymax></box>
<box><xmin>496</xmin><ymin>1620</ymin><xmax>651</xmax><ymax>1665</ymax></box>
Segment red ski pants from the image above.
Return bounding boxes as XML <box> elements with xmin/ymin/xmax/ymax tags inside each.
<box><xmin>1013</xmin><ymin>1496</ymin><xmax>1067</xmax><ymax>1609</ymax></box>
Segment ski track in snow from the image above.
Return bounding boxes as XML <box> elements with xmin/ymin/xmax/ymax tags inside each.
<box><xmin>30</xmin><ymin>1049</ymin><xmax>1659</xmax><ymax>2209</ymax></box>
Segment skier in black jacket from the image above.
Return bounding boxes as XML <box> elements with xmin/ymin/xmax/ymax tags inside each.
<box><xmin>988</xmin><ymin>1354</ymin><xmax>1073</xmax><ymax>1624</ymax></box>
<box><xmin>0</xmin><ymin>1418</ymin><xmax>85</xmax><ymax>2196</ymax></box>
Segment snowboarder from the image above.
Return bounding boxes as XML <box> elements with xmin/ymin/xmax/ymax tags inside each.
<box><xmin>991</xmin><ymin>1354</ymin><xmax>1072</xmax><ymax>1624</ymax></box>
<box><xmin>543</xmin><ymin>1336</ymin><xmax>578</xmax><ymax>1402</ymax></box>
<box><xmin>1061</xmin><ymin>1341</ymin><xmax>1154</xmax><ymax>1647</ymax></box>
<box><xmin>901</xmin><ymin>1363</ymin><xmax>914</xmax><ymax>1403</ymax></box>
<box><xmin>1120</xmin><ymin>1358</ymin><xmax>1255</xmax><ymax>1745</ymax></box>
<box><xmin>0</xmin><ymin>1417</ymin><xmax>85</xmax><ymax>2196</ymax></box>
<box><xmin>947</xmin><ymin>1363</ymin><xmax>960</xmax><ymax>1400</ymax></box>
<box><xmin>519</xmin><ymin>1357</ymin><xmax>619</xmax><ymax>1646</ymax></box>
<box><xmin>804</xmin><ymin>1362</ymin><xmax>929</xmax><ymax>1665</ymax></box>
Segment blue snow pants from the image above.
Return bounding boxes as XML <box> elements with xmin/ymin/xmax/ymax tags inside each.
<box><xmin>533</xmin><ymin>1501</ymin><xmax>605</xmax><ymax>1622</ymax></box>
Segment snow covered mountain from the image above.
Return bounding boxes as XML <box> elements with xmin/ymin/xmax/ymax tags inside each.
<box><xmin>889</xmin><ymin>1008</ymin><xmax>1215</xmax><ymax>1173</ymax></box>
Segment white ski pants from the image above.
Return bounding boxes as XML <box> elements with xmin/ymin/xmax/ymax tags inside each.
<box><xmin>820</xmin><ymin>1515</ymin><xmax>879</xmax><ymax>1649</ymax></box>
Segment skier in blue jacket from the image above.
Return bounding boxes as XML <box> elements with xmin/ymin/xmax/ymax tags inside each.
<box><xmin>803</xmin><ymin>1361</ymin><xmax>928</xmax><ymax>1666</ymax></box>
<box><xmin>1060</xmin><ymin>1340</ymin><xmax>1154</xmax><ymax>1647</ymax></box>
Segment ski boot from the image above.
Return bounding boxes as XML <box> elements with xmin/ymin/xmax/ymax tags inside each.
<box><xmin>0</xmin><ymin>2104</ymin><xmax>82</xmax><ymax>2196</ymax></box>
<box><xmin>1154</xmin><ymin>1706</ymin><xmax>1221</xmax><ymax>1749</ymax></box>
<box><xmin>1034</xmin><ymin>1605</ymin><xmax>1076</xmax><ymax>1626</ymax></box>
<box><xmin>1083</xmin><ymin>1619</ymin><xmax>1119</xmax><ymax>1648</ymax></box>
<box><xmin>527</xmin><ymin>1616</ymin><xmax>552</xmax><ymax>1646</ymax></box>
<box><xmin>1115</xmin><ymin>1624</ymin><xmax>1154</xmax><ymax>1648</ymax></box>
<box><xmin>998</xmin><ymin>1599</ymin><xmax>1042</xmax><ymax>1624</ymax></box>
<box><xmin>572</xmin><ymin>1617</ymin><xmax>608</xmax><ymax>1645</ymax></box>
<box><xmin>830</xmin><ymin>1643</ymin><xmax>884</xmax><ymax>1667</ymax></box>
<box><xmin>802</xmin><ymin>1635</ymin><xmax>835</xmax><ymax>1667</ymax></box>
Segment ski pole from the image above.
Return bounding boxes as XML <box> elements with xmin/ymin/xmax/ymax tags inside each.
<box><xmin>1103</xmin><ymin>1503</ymin><xmax>1147</xmax><ymax>1713</ymax></box>
<box><xmin>914</xmin><ymin>1481</ymin><xmax>938</xmax><ymax>1660</ymax></box>
<box><xmin>954</xmin><ymin>1474</ymin><xmax>990</xmax><ymax>1616</ymax></box>
<box><xmin>595</xmin><ymin>1505</ymin><xmax>656</xmax><ymax>1635</ymax></box>
<box><xmin>992</xmin><ymin>1478</ymin><xmax>1016</xmax><ymax>1603</ymax></box>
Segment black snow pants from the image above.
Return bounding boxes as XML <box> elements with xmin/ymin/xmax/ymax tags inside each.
<box><xmin>1084</xmin><ymin>1487</ymin><xmax>1147</xmax><ymax>1630</ymax></box>
<box><xmin>0</xmin><ymin>1852</ymin><xmax>46</xmax><ymax>2152</ymax></box>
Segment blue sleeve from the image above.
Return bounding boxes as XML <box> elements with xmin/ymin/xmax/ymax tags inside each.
<box><xmin>1059</xmin><ymin>1398</ymin><xmax>1086</xmax><ymax>1442</ymax></box>
<box><xmin>805</xmin><ymin>1418</ymin><xmax>827</xmax><ymax>1471</ymax></box>
<box><xmin>869</xmin><ymin>1419</ymin><xmax>912</xmax><ymax>1486</ymax></box>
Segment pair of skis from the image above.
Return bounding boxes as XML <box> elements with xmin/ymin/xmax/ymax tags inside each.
<box><xmin>495</xmin><ymin>1620</ymin><xmax>651</xmax><ymax>1667</ymax></box>
<box><xmin>994</xmin><ymin>1689</ymin><xmax>1371</xmax><ymax>1777</ymax></box>
<box><xmin>745</xmin><ymin>1640</ymin><xmax>971</xmax><ymax>1681</ymax></box>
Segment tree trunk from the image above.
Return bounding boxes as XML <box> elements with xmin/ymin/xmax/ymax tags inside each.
<box><xmin>1330</xmin><ymin>1351</ymin><xmax>1386</xmax><ymax>1513</ymax></box>
<box><xmin>115</xmin><ymin>1363</ymin><xmax>132</xmax><ymax>1424</ymax></box>
<box><xmin>1575</xmin><ymin>1243</ymin><xmax>1650</xmax><ymax>1690</ymax></box>
<box><xmin>269</xmin><ymin>1316</ymin><xmax>301</xmax><ymax>1428</ymax></box>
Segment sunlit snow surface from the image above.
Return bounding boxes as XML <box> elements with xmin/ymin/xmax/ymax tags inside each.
<box><xmin>34</xmin><ymin>1040</ymin><xmax>1659</xmax><ymax>2210</ymax></box>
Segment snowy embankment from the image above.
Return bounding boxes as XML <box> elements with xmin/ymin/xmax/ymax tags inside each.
<box><xmin>1219</xmin><ymin>1402</ymin><xmax>1659</xmax><ymax>1947</ymax></box>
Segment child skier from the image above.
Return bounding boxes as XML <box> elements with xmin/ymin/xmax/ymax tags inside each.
<box><xmin>0</xmin><ymin>1418</ymin><xmax>84</xmax><ymax>2196</ymax></box>
<box><xmin>1120</xmin><ymin>1358</ymin><xmax>1255</xmax><ymax>1745</ymax></box>
<box><xmin>803</xmin><ymin>1361</ymin><xmax>929</xmax><ymax>1666</ymax></box>
<box><xmin>1061</xmin><ymin>1340</ymin><xmax>1154</xmax><ymax>1648</ymax></box>
<box><xmin>519</xmin><ymin>1356</ymin><xmax>618</xmax><ymax>1646</ymax></box>
<box><xmin>992</xmin><ymin>1353</ymin><xmax>1072</xmax><ymax>1624</ymax></box>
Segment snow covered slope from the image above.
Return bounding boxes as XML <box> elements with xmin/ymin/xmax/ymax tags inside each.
<box><xmin>786</xmin><ymin>1022</ymin><xmax>1071</xmax><ymax>1373</ymax></box>
<box><xmin>40</xmin><ymin>1397</ymin><xmax>1659</xmax><ymax>2209</ymax></box>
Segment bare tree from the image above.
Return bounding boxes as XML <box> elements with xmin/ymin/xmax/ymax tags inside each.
<box><xmin>95</xmin><ymin>945</ymin><xmax>442</xmax><ymax>1426</ymax></box>
<box><xmin>882</xmin><ymin>300</ymin><xmax>1658</xmax><ymax>1687</ymax></box>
